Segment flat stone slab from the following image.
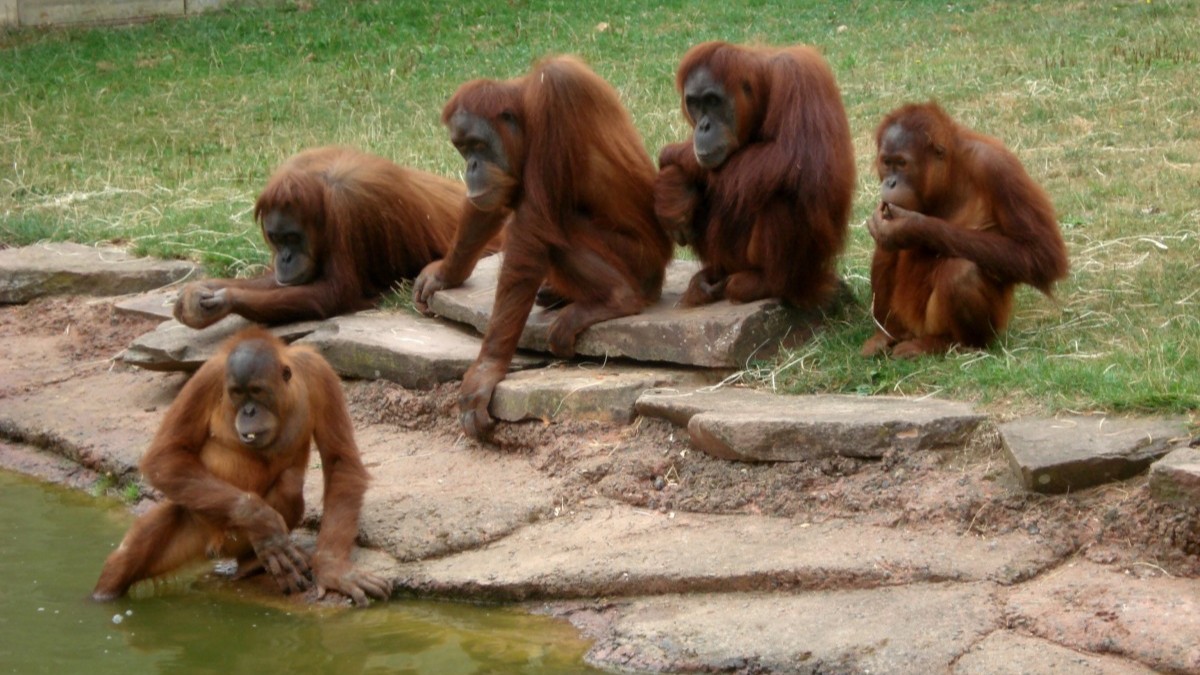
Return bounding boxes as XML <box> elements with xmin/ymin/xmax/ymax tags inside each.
<box><xmin>1007</xmin><ymin>561</ymin><xmax>1200</xmax><ymax>673</ymax></box>
<box><xmin>0</xmin><ymin>242</ymin><xmax>195</xmax><ymax>304</ymax></box>
<box><xmin>636</xmin><ymin>388</ymin><xmax>987</xmax><ymax>461</ymax></box>
<box><xmin>305</xmin><ymin>424</ymin><xmax>563</xmax><ymax>562</ymax></box>
<box><xmin>426</xmin><ymin>255</ymin><xmax>832</xmax><ymax>369</ymax></box>
<box><xmin>491</xmin><ymin>364</ymin><xmax>713</xmax><ymax>425</ymax></box>
<box><xmin>1149</xmin><ymin>446</ymin><xmax>1200</xmax><ymax>507</ymax></box>
<box><xmin>121</xmin><ymin>316</ymin><xmax>324</xmax><ymax>371</ymax></box>
<box><xmin>952</xmin><ymin>630</ymin><xmax>1157</xmax><ymax>674</ymax></box>
<box><xmin>396</xmin><ymin>503</ymin><xmax>1057</xmax><ymax>601</ymax></box>
<box><xmin>1002</xmin><ymin>415</ymin><xmax>1188</xmax><ymax>494</ymax></box>
<box><xmin>295</xmin><ymin>312</ymin><xmax>548</xmax><ymax>389</ymax></box>
<box><xmin>0</xmin><ymin>370</ymin><xmax>178</xmax><ymax>477</ymax></box>
<box><xmin>572</xmin><ymin>583</ymin><xmax>998</xmax><ymax>674</ymax></box>
<box><xmin>114</xmin><ymin>289</ymin><xmax>178</xmax><ymax>321</ymax></box>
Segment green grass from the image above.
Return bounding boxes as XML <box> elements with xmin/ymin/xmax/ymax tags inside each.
<box><xmin>2</xmin><ymin>0</ymin><xmax>1198</xmax><ymax>417</ymax></box>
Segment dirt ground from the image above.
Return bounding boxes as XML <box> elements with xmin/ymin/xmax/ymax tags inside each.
<box><xmin>5</xmin><ymin>294</ymin><xmax>1197</xmax><ymax>580</ymax></box>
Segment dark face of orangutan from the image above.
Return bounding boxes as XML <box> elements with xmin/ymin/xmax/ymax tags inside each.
<box><xmin>223</xmin><ymin>339</ymin><xmax>290</xmax><ymax>449</ymax></box>
<box><xmin>263</xmin><ymin>209</ymin><xmax>317</xmax><ymax>286</ymax></box>
<box><xmin>683</xmin><ymin>67</ymin><xmax>739</xmax><ymax>170</ymax></box>
<box><xmin>876</xmin><ymin>123</ymin><xmax>947</xmax><ymax>213</ymax></box>
<box><xmin>448</xmin><ymin>108</ymin><xmax>523</xmax><ymax>213</ymax></box>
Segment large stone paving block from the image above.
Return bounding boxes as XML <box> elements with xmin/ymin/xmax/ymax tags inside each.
<box><xmin>491</xmin><ymin>364</ymin><xmax>713</xmax><ymax>424</ymax></box>
<box><xmin>426</xmin><ymin>255</ymin><xmax>842</xmax><ymax>368</ymax></box>
<box><xmin>114</xmin><ymin>289</ymin><xmax>178</xmax><ymax>321</ymax></box>
<box><xmin>121</xmin><ymin>315</ymin><xmax>324</xmax><ymax>371</ymax></box>
<box><xmin>1002</xmin><ymin>415</ymin><xmax>1188</xmax><ymax>494</ymax></box>
<box><xmin>637</xmin><ymin>387</ymin><xmax>987</xmax><ymax>461</ymax></box>
<box><xmin>396</xmin><ymin>504</ymin><xmax>1056</xmax><ymax>601</ymax></box>
<box><xmin>1148</xmin><ymin>446</ymin><xmax>1200</xmax><ymax>507</ymax></box>
<box><xmin>0</xmin><ymin>242</ymin><xmax>195</xmax><ymax>304</ymax></box>
<box><xmin>579</xmin><ymin>583</ymin><xmax>998</xmax><ymax>675</ymax></box>
<box><xmin>332</xmin><ymin>425</ymin><xmax>564</xmax><ymax>562</ymax></box>
<box><xmin>296</xmin><ymin>312</ymin><xmax>548</xmax><ymax>389</ymax></box>
<box><xmin>1007</xmin><ymin>561</ymin><xmax>1200</xmax><ymax>673</ymax></box>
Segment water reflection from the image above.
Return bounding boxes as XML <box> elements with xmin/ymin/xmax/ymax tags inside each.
<box><xmin>0</xmin><ymin>470</ymin><xmax>603</xmax><ymax>674</ymax></box>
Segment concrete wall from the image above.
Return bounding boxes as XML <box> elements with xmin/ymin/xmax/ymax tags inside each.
<box><xmin>1</xmin><ymin>0</ymin><xmax>18</xmax><ymax>27</ymax></box>
<box><xmin>2</xmin><ymin>0</ymin><xmax>234</xmax><ymax>27</ymax></box>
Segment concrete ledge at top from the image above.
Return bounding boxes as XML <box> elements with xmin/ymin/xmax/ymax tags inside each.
<box><xmin>636</xmin><ymin>387</ymin><xmax>987</xmax><ymax>461</ymax></box>
<box><xmin>12</xmin><ymin>0</ymin><xmax>232</xmax><ymax>28</ymax></box>
<box><xmin>426</xmin><ymin>255</ymin><xmax>846</xmax><ymax>369</ymax></box>
<box><xmin>120</xmin><ymin>315</ymin><xmax>324</xmax><ymax>371</ymax></box>
<box><xmin>1002</xmin><ymin>415</ymin><xmax>1188</xmax><ymax>494</ymax></box>
<box><xmin>0</xmin><ymin>242</ymin><xmax>196</xmax><ymax>304</ymax></box>
<box><xmin>296</xmin><ymin>312</ymin><xmax>548</xmax><ymax>390</ymax></box>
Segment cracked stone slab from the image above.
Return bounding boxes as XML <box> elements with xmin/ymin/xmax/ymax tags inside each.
<box><xmin>396</xmin><ymin>503</ymin><xmax>1056</xmax><ymax>601</ymax></box>
<box><xmin>295</xmin><ymin>312</ymin><xmax>548</xmax><ymax>389</ymax></box>
<box><xmin>571</xmin><ymin>583</ymin><xmax>998</xmax><ymax>674</ymax></box>
<box><xmin>425</xmin><ymin>255</ymin><xmax>841</xmax><ymax>368</ymax></box>
<box><xmin>0</xmin><ymin>242</ymin><xmax>195</xmax><ymax>304</ymax></box>
<box><xmin>490</xmin><ymin>363</ymin><xmax>713</xmax><ymax>424</ymax></box>
<box><xmin>1001</xmin><ymin>415</ymin><xmax>1188</xmax><ymax>494</ymax></box>
<box><xmin>953</xmin><ymin>630</ymin><xmax>1157</xmax><ymax>674</ymax></box>
<box><xmin>636</xmin><ymin>388</ymin><xmax>988</xmax><ymax>461</ymax></box>
<box><xmin>1007</xmin><ymin>561</ymin><xmax>1200</xmax><ymax>673</ymax></box>
<box><xmin>121</xmin><ymin>316</ymin><xmax>325</xmax><ymax>371</ymax></box>
<box><xmin>1149</xmin><ymin>446</ymin><xmax>1200</xmax><ymax>507</ymax></box>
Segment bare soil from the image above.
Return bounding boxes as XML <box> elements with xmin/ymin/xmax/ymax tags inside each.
<box><xmin>4</xmin><ymin>295</ymin><xmax>1198</xmax><ymax>579</ymax></box>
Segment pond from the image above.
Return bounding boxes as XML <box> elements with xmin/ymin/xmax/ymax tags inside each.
<box><xmin>0</xmin><ymin>470</ymin><xmax>606</xmax><ymax>674</ymax></box>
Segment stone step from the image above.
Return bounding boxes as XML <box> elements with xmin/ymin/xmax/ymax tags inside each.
<box><xmin>1001</xmin><ymin>415</ymin><xmax>1187</xmax><ymax>494</ymax></box>
<box><xmin>114</xmin><ymin>289</ymin><xmax>178</xmax><ymax>321</ymax></box>
<box><xmin>0</xmin><ymin>242</ymin><xmax>195</xmax><ymax>304</ymax></box>
<box><xmin>296</xmin><ymin>312</ymin><xmax>547</xmax><ymax>389</ymax></box>
<box><xmin>120</xmin><ymin>315</ymin><xmax>324</xmax><ymax>371</ymax></box>
<box><xmin>491</xmin><ymin>363</ymin><xmax>713</xmax><ymax>425</ymax></box>
<box><xmin>637</xmin><ymin>387</ymin><xmax>988</xmax><ymax>461</ymax></box>
<box><xmin>425</xmin><ymin>255</ymin><xmax>842</xmax><ymax>368</ymax></box>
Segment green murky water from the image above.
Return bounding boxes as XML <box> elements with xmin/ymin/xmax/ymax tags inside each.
<box><xmin>0</xmin><ymin>470</ymin><xmax>605</xmax><ymax>674</ymax></box>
